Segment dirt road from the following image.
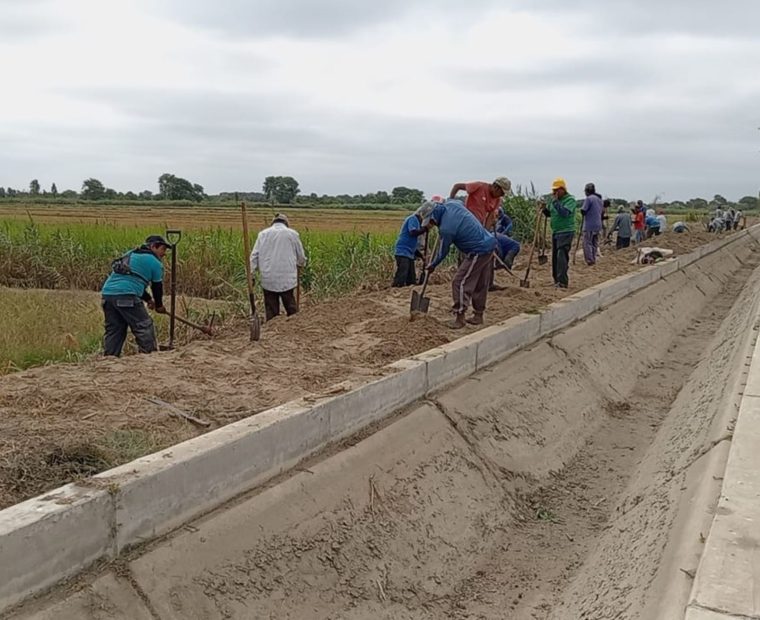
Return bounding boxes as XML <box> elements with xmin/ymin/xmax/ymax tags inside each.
<box><xmin>0</xmin><ymin>231</ymin><xmax>737</xmax><ymax>509</ymax></box>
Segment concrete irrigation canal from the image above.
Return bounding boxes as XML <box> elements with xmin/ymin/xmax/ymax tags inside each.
<box><xmin>3</xmin><ymin>228</ymin><xmax>760</xmax><ymax>619</ymax></box>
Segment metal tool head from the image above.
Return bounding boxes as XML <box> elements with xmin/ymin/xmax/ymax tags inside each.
<box><xmin>249</xmin><ymin>314</ymin><xmax>261</xmax><ymax>342</ymax></box>
<box><xmin>538</xmin><ymin>255</ymin><xmax>548</xmax><ymax>265</ymax></box>
<box><xmin>409</xmin><ymin>289</ymin><xmax>431</xmax><ymax>316</ymax></box>
<box><xmin>519</xmin><ymin>278</ymin><xmax>530</xmax><ymax>288</ymax></box>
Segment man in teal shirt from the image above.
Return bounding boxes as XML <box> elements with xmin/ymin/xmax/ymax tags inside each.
<box><xmin>101</xmin><ymin>235</ymin><xmax>169</xmax><ymax>356</ymax></box>
<box><xmin>541</xmin><ymin>178</ymin><xmax>576</xmax><ymax>288</ymax></box>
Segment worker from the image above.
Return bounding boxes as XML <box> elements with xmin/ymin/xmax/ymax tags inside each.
<box><xmin>645</xmin><ymin>213</ymin><xmax>661</xmax><ymax>237</ymax></box>
<box><xmin>448</xmin><ymin>177</ymin><xmax>512</xmax><ymax>229</ymax></box>
<box><xmin>448</xmin><ymin>176</ymin><xmax>512</xmax><ymax>291</ymax></box>
<box><xmin>101</xmin><ymin>234</ymin><xmax>169</xmax><ymax>356</ymax></box>
<box><xmin>495</xmin><ymin>207</ymin><xmax>514</xmax><ymax>236</ymax></box>
<box><xmin>734</xmin><ymin>210</ymin><xmax>743</xmax><ymax>230</ymax></box>
<box><xmin>632</xmin><ymin>204</ymin><xmax>645</xmax><ymax>244</ymax></box>
<box><xmin>250</xmin><ymin>213</ymin><xmax>307</xmax><ymax>321</ymax></box>
<box><xmin>580</xmin><ymin>182</ymin><xmax>603</xmax><ymax>265</ymax></box>
<box><xmin>602</xmin><ymin>198</ymin><xmax>611</xmax><ymax>238</ymax></box>
<box><xmin>609</xmin><ymin>206</ymin><xmax>633</xmax><ymax>248</ymax></box>
<box><xmin>422</xmin><ymin>199</ymin><xmax>497</xmax><ymax>329</ymax></box>
<box><xmin>672</xmin><ymin>221</ymin><xmax>689</xmax><ymax>233</ymax></box>
<box><xmin>540</xmin><ymin>178</ymin><xmax>576</xmax><ymax>288</ymax></box>
<box><xmin>392</xmin><ymin>204</ymin><xmax>429</xmax><ymax>287</ymax></box>
<box><xmin>656</xmin><ymin>210</ymin><xmax>668</xmax><ymax>233</ymax></box>
<box><xmin>494</xmin><ymin>233</ymin><xmax>520</xmax><ymax>269</ymax></box>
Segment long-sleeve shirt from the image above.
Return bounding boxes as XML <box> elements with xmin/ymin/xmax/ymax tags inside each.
<box><xmin>394</xmin><ymin>214</ymin><xmax>423</xmax><ymax>259</ymax></box>
<box><xmin>656</xmin><ymin>214</ymin><xmax>667</xmax><ymax>232</ymax></box>
<box><xmin>581</xmin><ymin>194</ymin><xmax>603</xmax><ymax>232</ymax></box>
<box><xmin>543</xmin><ymin>193</ymin><xmax>577</xmax><ymax>234</ymax></box>
<box><xmin>495</xmin><ymin>208</ymin><xmax>513</xmax><ymax>236</ymax></box>
<box><xmin>611</xmin><ymin>212</ymin><xmax>632</xmax><ymax>238</ymax></box>
<box><xmin>250</xmin><ymin>222</ymin><xmax>307</xmax><ymax>293</ymax></box>
<box><xmin>428</xmin><ymin>200</ymin><xmax>497</xmax><ymax>268</ymax></box>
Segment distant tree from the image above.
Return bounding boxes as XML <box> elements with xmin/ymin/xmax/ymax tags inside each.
<box><xmin>81</xmin><ymin>178</ymin><xmax>107</xmax><ymax>200</ymax></box>
<box><xmin>61</xmin><ymin>189</ymin><xmax>78</xmax><ymax>199</ymax></box>
<box><xmin>124</xmin><ymin>191</ymin><xmax>138</xmax><ymax>200</ymax></box>
<box><xmin>50</xmin><ymin>183</ymin><xmax>58</xmax><ymax>198</ymax></box>
<box><xmin>262</xmin><ymin>176</ymin><xmax>300</xmax><ymax>204</ymax></box>
<box><xmin>738</xmin><ymin>195</ymin><xmax>758</xmax><ymax>209</ymax></box>
<box><xmin>29</xmin><ymin>179</ymin><xmax>40</xmax><ymax>195</ymax></box>
<box><xmin>158</xmin><ymin>173</ymin><xmax>205</xmax><ymax>201</ymax></box>
<box><xmin>711</xmin><ymin>194</ymin><xmax>727</xmax><ymax>206</ymax></box>
<box><xmin>375</xmin><ymin>190</ymin><xmax>390</xmax><ymax>204</ymax></box>
<box><xmin>139</xmin><ymin>190</ymin><xmax>153</xmax><ymax>200</ymax></box>
<box><xmin>0</xmin><ymin>187</ymin><xmax>5</xmax><ymax>198</ymax></box>
<box><xmin>391</xmin><ymin>186</ymin><xmax>424</xmax><ymax>204</ymax></box>
<box><xmin>687</xmin><ymin>197</ymin><xmax>708</xmax><ymax>210</ymax></box>
<box><xmin>6</xmin><ymin>188</ymin><xmax>17</xmax><ymax>197</ymax></box>
<box><xmin>104</xmin><ymin>188</ymin><xmax>118</xmax><ymax>200</ymax></box>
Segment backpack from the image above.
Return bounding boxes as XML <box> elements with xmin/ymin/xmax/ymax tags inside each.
<box><xmin>110</xmin><ymin>247</ymin><xmax>152</xmax><ymax>285</ymax></box>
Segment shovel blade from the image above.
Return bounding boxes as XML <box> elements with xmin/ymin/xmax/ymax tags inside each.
<box><xmin>410</xmin><ymin>290</ymin><xmax>430</xmax><ymax>314</ymax></box>
<box><xmin>538</xmin><ymin>255</ymin><xmax>548</xmax><ymax>265</ymax></box>
<box><xmin>249</xmin><ymin>314</ymin><xmax>261</xmax><ymax>342</ymax></box>
<box><xmin>519</xmin><ymin>279</ymin><xmax>530</xmax><ymax>288</ymax></box>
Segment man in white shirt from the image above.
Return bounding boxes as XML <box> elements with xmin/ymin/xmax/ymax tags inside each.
<box><xmin>250</xmin><ymin>213</ymin><xmax>307</xmax><ymax>321</ymax></box>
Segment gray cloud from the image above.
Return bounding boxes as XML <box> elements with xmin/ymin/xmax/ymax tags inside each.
<box><xmin>520</xmin><ymin>0</ymin><xmax>760</xmax><ymax>37</ymax></box>
<box><xmin>146</xmin><ymin>0</ymin><xmax>500</xmax><ymax>38</ymax></box>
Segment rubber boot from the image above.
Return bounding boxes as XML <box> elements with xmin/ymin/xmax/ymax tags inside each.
<box><xmin>466</xmin><ymin>312</ymin><xmax>483</xmax><ymax>325</ymax></box>
<box><xmin>448</xmin><ymin>313</ymin><xmax>466</xmax><ymax>329</ymax></box>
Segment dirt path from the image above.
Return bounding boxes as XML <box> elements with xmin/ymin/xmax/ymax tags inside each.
<box><xmin>0</xmin><ymin>231</ymin><xmax>736</xmax><ymax>509</ymax></box>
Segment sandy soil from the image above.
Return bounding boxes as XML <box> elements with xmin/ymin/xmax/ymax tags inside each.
<box><xmin>0</xmin><ymin>230</ymin><xmax>738</xmax><ymax>509</ymax></box>
<box><xmin>7</xmin><ymin>232</ymin><xmax>759</xmax><ymax>620</ymax></box>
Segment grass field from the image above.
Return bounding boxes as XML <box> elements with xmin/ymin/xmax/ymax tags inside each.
<box><xmin>0</xmin><ymin>219</ymin><xmax>398</xmax><ymax>298</ymax></box>
<box><xmin>0</xmin><ymin>287</ymin><xmax>232</xmax><ymax>374</ymax></box>
<box><xmin>0</xmin><ymin>203</ymin><xmax>410</xmax><ymax>234</ymax></box>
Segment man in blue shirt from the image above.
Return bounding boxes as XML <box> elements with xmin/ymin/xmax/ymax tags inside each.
<box><xmin>645</xmin><ymin>214</ymin><xmax>661</xmax><ymax>238</ymax></box>
<box><xmin>101</xmin><ymin>235</ymin><xmax>169</xmax><ymax>356</ymax></box>
<box><xmin>581</xmin><ymin>182</ymin><xmax>603</xmax><ymax>265</ymax></box>
<box><xmin>392</xmin><ymin>209</ymin><xmax>427</xmax><ymax>287</ymax></box>
<box><xmin>423</xmin><ymin>199</ymin><xmax>497</xmax><ymax>329</ymax></box>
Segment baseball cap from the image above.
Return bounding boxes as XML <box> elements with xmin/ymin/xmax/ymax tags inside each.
<box><xmin>145</xmin><ymin>235</ymin><xmax>170</xmax><ymax>247</ymax></box>
<box><xmin>493</xmin><ymin>177</ymin><xmax>512</xmax><ymax>195</ymax></box>
<box><xmin>551</xmin><ymin>177</ymin><xmax>567</xmax><ymax>191</ymax></box>
<box><xmin>272</xmin><ymin>213</ymin><xmax>290</xmax><ymax>226</ymax></box>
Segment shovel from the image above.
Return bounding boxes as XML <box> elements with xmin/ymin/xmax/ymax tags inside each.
<box><xmin>520</xmin><ymin>210</ymin><xmax>544</xmax><ymax>288</ymax></box>
<box><xmin>538</xmin><ymin>215</ymin><xmax>548</xmax><ymax>265</ymax></box>
<box><xmin>173</xmin><ymin>313</ymin><xmax>214</xmax><ymax>336</ymax></box>
<box><xmin>410</xmin><ymin>238</ymin><xmax>440</xmax><ymax>318</ymax></box>
<box><xmin>241</xmin><ymin>202</ymin><xmax>262</xmax><ymax>342</ymax></box>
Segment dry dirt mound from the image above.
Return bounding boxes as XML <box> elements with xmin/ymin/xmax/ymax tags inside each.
<box><xmin>0</xmin><ymin>230</ymin><xmax>732</xmax><ymax>509</ymax></box>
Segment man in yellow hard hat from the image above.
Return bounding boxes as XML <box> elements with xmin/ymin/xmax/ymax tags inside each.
<box><xmin>540</xmin><ymin>178</ymin><xmax>577</xmax><ymax>288</ymax></box>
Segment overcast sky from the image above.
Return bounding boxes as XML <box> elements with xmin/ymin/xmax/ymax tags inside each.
<box><xmin>1</xmin><ymin>0</ymin><xmax>758</xmax><ymax>201</ymax></box>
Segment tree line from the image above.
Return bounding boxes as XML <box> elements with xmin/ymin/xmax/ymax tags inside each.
<box><xmin>0</xmin><ymin>175</ymin><xmax>757</xmax><ymax>211</ymax></box>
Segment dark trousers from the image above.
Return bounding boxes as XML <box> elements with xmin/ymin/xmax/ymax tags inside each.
<box><xmin>451</xmin><ymin>253</ymin><xmax>493</xmax><ymax>315</ymax></box>
<box><xmin>392</xmin><ymin>256</ymin><xmax>417</xmax><ymax>287</ymax></box>
<box><xmin>102</xmin><ymin>295</ymin><xmax>157</xmax><ymax>357</ymax></box>
<box><xmin>551</xmin><ymin>232</ymin><xmax>574</xmax><ymax>287</ymax></box>
<box><xmin>263</xmin><ymin>288</ymin><xmax>298</xmax><ymax>321</ymax></box>
<box><xmin>616</xmin><ymin>236</ymin><xmax>631</xmax><ymax>249</ymax></box>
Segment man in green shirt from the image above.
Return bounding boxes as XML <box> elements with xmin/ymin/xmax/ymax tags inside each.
<box><xmin>540</xmin><ymin>177</ymin><xmax>576</xmax><ymax>288</ymax></box>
